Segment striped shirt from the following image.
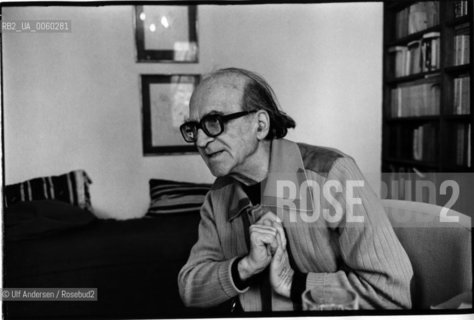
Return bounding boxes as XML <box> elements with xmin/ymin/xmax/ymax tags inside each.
<box><xmin>178</xmin><ymin>139</ymin><xmax>413</xmax><ymax>310</ymax></box>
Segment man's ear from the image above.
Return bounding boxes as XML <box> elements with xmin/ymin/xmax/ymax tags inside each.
<box><xmin>256</xmin><ymin>110</ymin><xmax>270</xmax><ymax>140</ymax></box>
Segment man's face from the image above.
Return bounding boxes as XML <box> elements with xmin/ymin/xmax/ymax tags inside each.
<box><xmin>189</xmin><ymin>77</ymin><xmax>259</xmax><ymax>178</ymax></box>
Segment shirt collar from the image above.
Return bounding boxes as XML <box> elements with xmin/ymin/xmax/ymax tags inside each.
<box><xmin>261</xmin><ymin>139</ymin><xmax>313</xmax><ymax>212</ymax></box>
<box><xmin>227</xmin><ymin>139</ymin><xmax>313</xmax><ymax>222</ymax></box>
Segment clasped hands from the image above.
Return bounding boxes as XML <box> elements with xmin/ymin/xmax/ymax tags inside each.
<box><xmin>238</xmin><ymin>211</ymin><xmax>294</xmax><ymax>298</ymax></box>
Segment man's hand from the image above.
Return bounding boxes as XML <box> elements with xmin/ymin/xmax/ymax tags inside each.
<box><xmin>269</xmin><ymin>233</ymin><xmax>294</xmax><ymax>298</ymax></box>
<box><xmin>257</xmin><ymin>211</ymin><xmax>294</xmax><ymax>298</ymax></box>
<box><xmin>238</xmin><ymin>224</ymin><xmax>277</xmax><ymax>281</ymax></box>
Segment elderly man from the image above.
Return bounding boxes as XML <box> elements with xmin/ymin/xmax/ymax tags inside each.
<box><xmin>178</xmin><ymin>68</ymin><xmax>413</xmax><ymax>311</ymax></box>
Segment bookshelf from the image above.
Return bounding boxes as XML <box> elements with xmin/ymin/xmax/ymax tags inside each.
<box><xmin>383</xmin><ymin>0</ymin><xmax>473</xmax><ymax>175</ymax></box>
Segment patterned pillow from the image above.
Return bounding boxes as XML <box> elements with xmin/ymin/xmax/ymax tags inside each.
<box><xmin>147</xmin><ymin>179</ymin><xmax>211</xmax><ymax>215</ymax></box>
<box><xmin>4</xmin><ymin>170</ymin><xmax>93</xmax><ymax>212</ymax></box>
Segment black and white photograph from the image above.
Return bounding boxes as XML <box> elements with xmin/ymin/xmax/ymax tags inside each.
<box><xmin>1</xmin><ymin>1</ymin><xmax>472</xmax><ymax>319</ymax></box>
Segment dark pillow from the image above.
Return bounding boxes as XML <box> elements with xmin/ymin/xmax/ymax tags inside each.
<box><xmin>147</xmin><ymin>179</ymin><xmax>211</xmax><ymax>215</ymax></box>
<box><xmin>4</xmin><ymin>170</ymin><xmax>93</xmax><ymax>212</ymax></box>
<box><xmin>4</xmin><ymin>200</ymin><xmax>97</xmax><ymax>241</ymax></box>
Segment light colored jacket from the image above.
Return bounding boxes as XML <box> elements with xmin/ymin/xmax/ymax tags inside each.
<box><xmin>178</xmin><ymin>139</ymin><xmax>413</xmax><ymax>310</ymax></box>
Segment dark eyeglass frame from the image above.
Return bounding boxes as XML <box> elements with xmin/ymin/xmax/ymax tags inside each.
<box><xmin>180</xmin><ymin>110</ymin><xmax>257</xmax><ymax>143</ymax></box>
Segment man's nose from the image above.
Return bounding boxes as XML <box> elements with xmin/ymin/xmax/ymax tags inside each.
<box><xmin>195</xmin><ymin>128</ymin><xmax>214</xmax><ymax>148</ymax></box>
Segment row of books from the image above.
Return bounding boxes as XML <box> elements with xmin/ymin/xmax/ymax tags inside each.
<box><xmin>453</xmin><ymin>76</ymin><xmax>470</xmax><ymax>115</ymax></box>
<box><xmin>455</xmin><ymin>123</ymin><xmax>471</xmax><ymax>167</ymax></box>
<box><xmin>395</xmin><ymin>1</ymin><xmax>439</xmax><ymax>39</ymax></box>
<box><xmin>454</xmin><ymin>0</ymin><xmax>469</xmax><ymax>18</ymax></box>
<box><xmin>388</xmin><ymin>123</ymin><xmax>471</xmax><ymax>168</ymax></box>
<box><xmin>412</xmin><ymin>123</ymin><xmax>437</xmax><ymax>162</ymax></box>
<box><xmin>388</xmin><ymin>32</ymin><xmax>440</xmax><ymax>77</ymax></box>
<box><xmin>390</xmin><ymin>81</ymin><xmax>440</xmax><ymax>117</ymax></box>
<box><xmin>454</xmin><ymin>29</ymin><xmax>470</xmax><ymax>66</ymax></box>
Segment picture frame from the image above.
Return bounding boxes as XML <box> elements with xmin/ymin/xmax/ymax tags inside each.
<box><xmin>141</xmin><ymin>74</ymin><xmax>200</xmax><ymax>155</ymax></box>
<box><xmin>135</xmin><ymin>5</ymin><xmax>198</xmax><ymax>63</ymax></box>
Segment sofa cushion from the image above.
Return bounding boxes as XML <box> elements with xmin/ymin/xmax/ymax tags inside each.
<box><xmin>147</xmin><ymin>179</ymin><xmax>211</xmax><ymax>215</ymax></box>
<box><xmin>4</xmin><ymin>170</ymin><xmax>93</xmax><ymax>212</ymax></box>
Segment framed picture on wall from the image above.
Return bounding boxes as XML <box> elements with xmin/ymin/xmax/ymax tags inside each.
<box><xmin>141</xmin><ymin>74</ymin><xmax>200</xmax><ymax>155</ymax></box>
<box><xmin>135</xmin><ymin>5</ymin><xmax>198</xmax><ymax>62</ymax></box>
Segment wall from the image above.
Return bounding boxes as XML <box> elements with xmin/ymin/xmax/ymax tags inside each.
<box><xmin>2</xmin><ymin>3</ymin><xmax>383</xmax><ymax>219</ymax></box>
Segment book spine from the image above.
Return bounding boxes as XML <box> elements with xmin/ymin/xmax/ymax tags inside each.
<box><xmin>462</xmin><ymin>76</ymin><xmax>470</xmax><ymax>114</ymax></box>
<box><xmin>454</xmin><ymin>78</ymin><xmax>461</xmax><ymax>114</ymax></box>
<box><xmin>468</xmin><ymin>124</ymin><xmax>471</xmax><ymax>168</ymax></box>
<box><xmin>391</xmin><ymin>88</ymin><xmax>397</xmax><ymax>117</ymax></box>
<box><xmin>433</xmin><ymin>84</ymin><xmax>440</xmax><ymax>115</ymax></box>
<box><xmin>455</xmin><ymin>34</ymin><xmax>460</xmax><ymax>66</ymax></box>
<box><xmin>398</xmin><ymin>87</ymin><xmax>403</xmax><ymax>117</ymax></box>
<box><xmin>464</xmin><ymin>34</ymin><xmax>470</xmax><ymax>64</ymax></box>
<box><xmin>455</xmin><ymin>1</ymin><xmax>461</xmax><ymax>18</ymax></box>
<box><xmin>457</xmin><ymin>125</ymin><xmax>465</xmax><ymax>166</ymax></box>
<box><xmin>413</xmin><ymin>126</ymin><xmax>422</xmax><ymax>161</ymax></box>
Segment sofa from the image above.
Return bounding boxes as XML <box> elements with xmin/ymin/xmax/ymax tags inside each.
<box><xmin>3</xmin><ymin>201</ymin><xmax>204</xmax><ymax>319</ymax></box>
<box><xmin>3</xmin><ymin>172</ymin><xmax>211</xmax><ymax>319</ymax></box>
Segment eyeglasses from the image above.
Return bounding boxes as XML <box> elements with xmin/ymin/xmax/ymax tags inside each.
<box><xmin>180</xmin><ymin>110</ymin><xmax>257</xmax><ymax>143</ymax></box>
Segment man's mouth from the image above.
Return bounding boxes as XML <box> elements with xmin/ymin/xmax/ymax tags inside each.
<box><xmin>207</xmin><ymin>150</ymin><xmax>224</xmax><ymax>159</ymax></box>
